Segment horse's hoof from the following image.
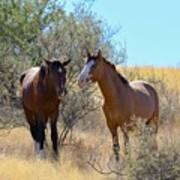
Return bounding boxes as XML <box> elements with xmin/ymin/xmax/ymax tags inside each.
<box><xmin>36</xmin><ymin>149</ymin><xmax>46</xmax><ymax>160</ymax></box>
<box><xmin>53</xmin><ymin>154</ymin><xmax>59</xmax><ymax>161</ymax></box>
<box><xmin>52</xmin><ymin>151</ymin><xmax>59</xmax><ymax>161</ymax></box>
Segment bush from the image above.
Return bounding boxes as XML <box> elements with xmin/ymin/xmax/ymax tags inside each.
<box><xmin>124</xmin><ymin>121</ymin><xmax>180</xmax><ymax>180</ymax></box>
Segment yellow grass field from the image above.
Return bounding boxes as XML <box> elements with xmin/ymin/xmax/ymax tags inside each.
<box><xmin>0</xmin><ymin>128</ymin><xmax>108</xmax><ymax>180</ymax></box>
<box><xmin>0</xmin><ymin>67</ymin><xmax>180</xmax><ymax>180</ymax></box>
<box><xmin>0</xmin><ymin>123</ymin><xmax>179</xmax><ymax>180</ymax></box>
<box><xmin>119</xmin><ymin>66</ymin><xmax>180</xmax><ymax>90</ymax></box>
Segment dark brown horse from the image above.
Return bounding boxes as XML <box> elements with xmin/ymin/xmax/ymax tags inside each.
<box><xmin>78</xmin><ymin>50</ymin><xmax>159</xmax><ymax>161</ymax></box>
<box><xmin>20</xmin><ymin>58</ymin><xmax>70</xmax><ymax>158</ymax></box>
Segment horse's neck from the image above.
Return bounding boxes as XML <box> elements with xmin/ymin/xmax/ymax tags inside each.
<box><xmin>97</xmin><ymin>65</ymin><xmax>128</xmax><ymax>105</ymax></box>
<box><xmin>39</xmin><ymin>75</ymin><xmax>57</xmax><ymax>100</ymax></box>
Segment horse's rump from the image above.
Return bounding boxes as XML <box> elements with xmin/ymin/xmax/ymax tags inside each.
<box><xmin>130</xmin><ymin>80</ymin><xmax>159</xmax><ymax>121</ymax></box>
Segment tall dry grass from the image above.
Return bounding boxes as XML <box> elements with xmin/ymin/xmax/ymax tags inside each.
<box><xmin>0</xmin><ymin>66</ymin><xmax>180</xmax><ymax>180</ymax></box>
<box><xmin>0</xmin><ymin>128</ymin><xmax>107</xmax><ymax>180</ymax></box>
<box><xmin>0</xmin><ymin>123</ymin><xmax>179</xmax><ymax>180</ymax></box>
<box><xmin>120</xmin><ymin>66</ymin><xmax>180</xmax><ymax>91</ymax></box>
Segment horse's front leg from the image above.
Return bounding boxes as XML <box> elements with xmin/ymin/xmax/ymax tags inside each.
<box><xmin>108</xmin><ymin>125</ymin><xmax>120</xmax><ymax>161</ymax></box>
<box><xmin>35</xmin><ymin>114</ymin><xmax>47</xmax><ymax>159</ymax></box>
<box><xmin>50</xmin><ymin>110</ymin><xmax>59</xmax><ymax>158</ymax></box>
<box><xmin>103</xmin><ymin>105</ymin><xmax>120</xmax><ymax>161</ymax></box>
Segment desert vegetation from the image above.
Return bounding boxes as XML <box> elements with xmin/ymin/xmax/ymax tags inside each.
<box><xmin>0</xmin><ymin>0</ymin><xmax>180</xmax><ymax>180</ymax></box>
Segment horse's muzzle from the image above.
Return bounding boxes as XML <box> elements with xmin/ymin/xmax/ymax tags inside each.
<box><xmin>78</xmin><ymin>76</ymin><xmax>92</xmax><ymax>88</ymax></box>
<box><xmin>57</xmin><ymin>88</ymin><xmax>67</xmax><ymax>100</ymax></box>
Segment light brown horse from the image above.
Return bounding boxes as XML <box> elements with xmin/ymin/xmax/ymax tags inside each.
<box><xmin>78</xmin><ymin>50</ymin><xmax>159</xmax><ymax>161</ymax></box>
<box><xmin>20</xmin><ymin>58</ymin><xmax>70</xmax><ymax>158</ymax></box>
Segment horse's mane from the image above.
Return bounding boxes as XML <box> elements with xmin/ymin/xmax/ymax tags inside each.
<box><xmin>103</xmin><ymin>58</ymin><xmax>128</xmax><ymax>85</ymax></box>
<box><xmin>39</xmin><ymin>64</ymin><xmax>46</xmax><ymax>79</ymax></box>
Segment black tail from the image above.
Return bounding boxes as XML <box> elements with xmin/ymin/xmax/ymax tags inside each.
<box><xmin>145</xmin><ymin>85</ymin><xmax>159</xmax><ymax>134</ymax></box>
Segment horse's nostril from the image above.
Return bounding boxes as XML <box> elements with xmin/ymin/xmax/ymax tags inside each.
<box><xmin>85</xmin><ymin>78</ymin><xmax>89</xmax><ymax>82</ymax></box>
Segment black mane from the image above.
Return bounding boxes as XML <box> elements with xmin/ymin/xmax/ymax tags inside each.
<box><xmin>104</xmin><ymin>59</ymin><xmax>128</xmax><ymax>85</ymax></box>
<box><xmin>118</xmin><ymin>74</ymin><xmax>128</xmax><ymax>84</ymax></box>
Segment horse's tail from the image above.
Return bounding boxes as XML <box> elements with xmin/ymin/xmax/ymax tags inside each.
<box><xmin>146</xmin><ymin>85</ymin><xmax>159</xmax><ymax>134</ymax></box>
<box><xmin>152</xmin><ymin>88</ymin><xmax>159</xmax><ymax>133</ymax></box>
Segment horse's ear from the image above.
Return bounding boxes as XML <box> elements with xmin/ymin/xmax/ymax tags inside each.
<box><xmin>44</xmin><ymin>59</ymin><xmax>52</xmax><ymax>67</ymax></box>
<box><xmin>86</xmin><ymin>49</ymin><xmax>91</xmax><ymax>58</ymax></box>
<box><xmin>40</xmin><ymin>64</ymin><xmax>46</xmax><ymax>79</ymax></box>
<box><xmin>97</xmin><ymin>49</ymin><xmax>102</xmax><ymax>59</ymax></box>
<box><xmin>62</xmin><ymin>59</ymin><xmax>71</xmax><ymax>66</ymax></box>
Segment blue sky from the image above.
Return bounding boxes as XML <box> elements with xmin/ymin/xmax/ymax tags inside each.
<box><xmin>65</xmin><ymin>0</ymin><xmax>180</xmax><ymax>67</ymax></box>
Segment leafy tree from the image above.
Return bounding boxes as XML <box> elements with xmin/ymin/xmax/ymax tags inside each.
<box><xmin>0</xmin><ymin>0</ymin><xmax>126</xmax><ymax>142</ymax></box>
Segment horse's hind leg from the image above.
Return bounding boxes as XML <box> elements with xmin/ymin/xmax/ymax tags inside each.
<box><xmin>151</xmin><ymin>116</ymin><xmax>159</xmax><ymax>151</ymax></box>
<box><xmin>121</xmin><ymin>128</ymin><xmax>129</xmax><ymax>155</ymax></box>
<box><xmin>50</xmin><ymin>110</ymin><xmax>59</xmax><ymax>157</ymax></box>
<box><xmin>146</xmin><ymin>116</ymin><xmax>159</xmax><ymax>151</ymax></box>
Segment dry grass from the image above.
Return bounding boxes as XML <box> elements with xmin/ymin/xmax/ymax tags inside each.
<box><xmin>0</xmin><ymin>128</ymin><xmax>107</xmax><ymax>180</ymax></box>
<box><xmin>119</xmin><ymin>66</ymin><xmax>180</xmax><ymax>91</ymax></box>
<box><xmin>0</xmin><ymin>66</ymin><xmax>180</xmax><ymax>180</ymax></box>
<box><xmin>0</xmin><ymin>123</ymin><xmax>179</xmax><ymax>180</ymax></box>
<box><xmin>0</xmin><ymin>155</ymin><xmax>106</xmax><ymax>180</ymax></box>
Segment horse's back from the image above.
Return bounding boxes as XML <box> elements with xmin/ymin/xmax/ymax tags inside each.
<box><xmin>130</xmin><ymin>80</ymin><xmax>159</xmax><ymax>119</ymax></box>
<box><xmin>20</xmin><ymin>67</ymin><xmax>40</xmax><ymax>89</ymax></box>
<box><xmin>20</xmin><ymin>67</ymin><xmax>40</xmax><ymax>111</ymax></box>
